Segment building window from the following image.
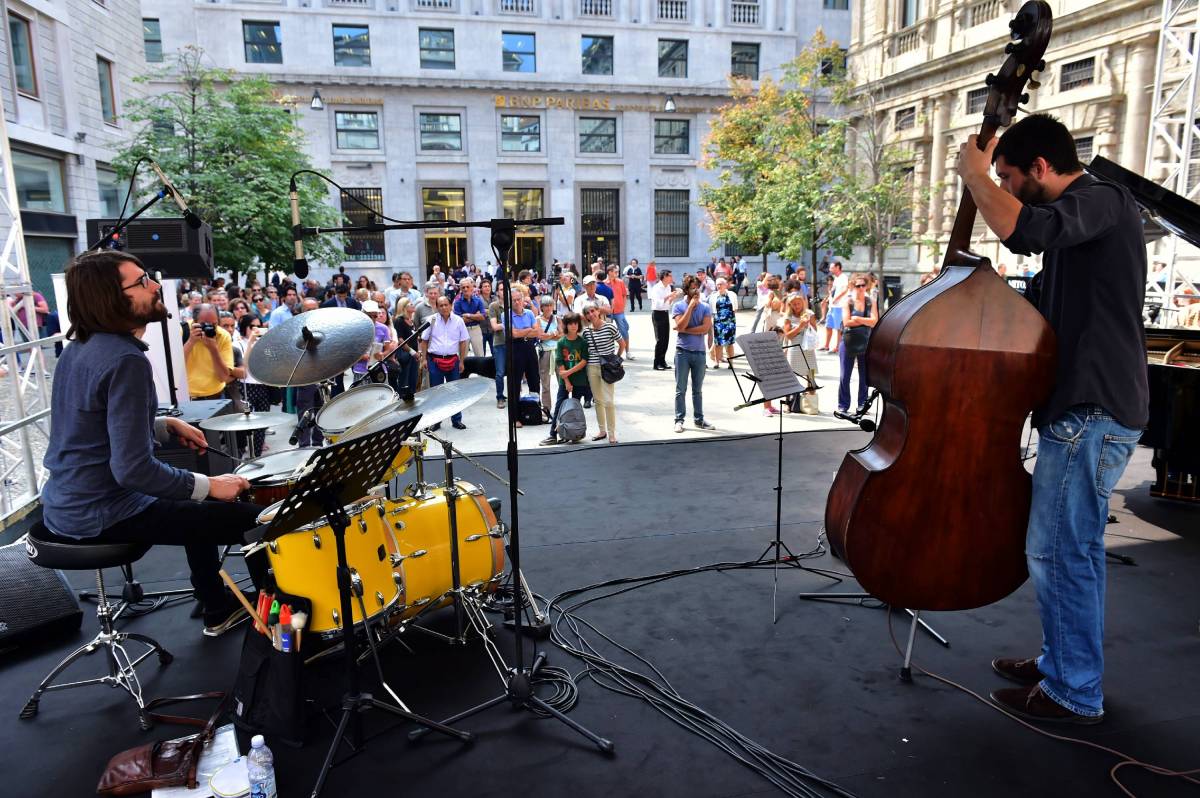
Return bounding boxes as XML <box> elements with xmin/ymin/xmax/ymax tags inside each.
<box><xmin>419</xmin><ymin>113</ymin><xmax>462</xmax><ymax>151</ymax></box>
<box><xmin>12</xmin><ymin>150</ymin><xmax>66</xmax><ymax>212</ymax></box>
<box><xmin>335</xmin><ymin>111</ymin><xmax>379</xmax><ymax>150</ymax></box>
<box><xmin>243</xmin><ymin>21</ymin><xmax>282</xmax><ymax>64</ymax></box>
<box><xmin>8</xmin><ymin>14</ymin><xmax>37</xmax><ymax>96</ymax></box>
<box><xmin>819</xmin><ymin>48</ymin><xmax>847</xmax><ymax>76</ymax></box>
<box><xmin>966</xmin><ymin>87</ymin><xmax>989</xmax><ymax>116</ymax></box>
<box><xmin>579</xmin><ymin>117</ymin><xmax>617</xmax><ymax>154</ymax></box>
<box><xmin>1075</xmin><ymin>135</ymin><xmax>1094</xmax><ymax>165</ymax></box>
<box><xmin>654</xmin><ymin>119</ymin><xmax>689</xmax><ymax>155</ymax></box>
<box><xmin>97</xmin><ymin>166</ymin><xmax>123</xmax><ymax>218</ymax></box>
<box><xmin>731</xmin><ymin>42</ymin><xmax>759</xmax><ymax>80</ymax></box>
<box><xmin>422</xmin><ymin>188</ymin><xmax>468</xmax><ymax>271</ymax></box>
<box><xmin>502</xmin><ymin>31</ymin><xmax>536</xmax><ymax>72</ymax></box>
<box><xmin>824</xmin><ymin>0</ymin><xmax>849</xmax><ymax>8</ymax></box>
<box><xmin>501</xmin><ymin>114</ymin><xmax>541</xmax><ymax>152</ymax></box>
<box><xmin>1060</xmin><ymin>57</ymin><xmax>1095</xmax><ymax>91</ymax></box>
<box><xmin>142</xmin><ymin>18</ymin><xmax>163</xmax><ymax>63</ymax></box>
<box><xmin>897</xmin><ymin>165</ymin><xmax>914</xmax><ymax>233</ymax></box>
<box><xmin>419</xmin><ymin>29</ymin><xmax>455</xmax><ymax>69</ymax></box>
<box><xmin>332</xmin><ymin>24</ymin><xmax>370</xmax><ymax>67</ymax></box>
<box><xmin>902</xmin><ymin>0</ymin><xmax>921</xmax><ymax>27</ymax></box>
<box><xmin>580</xmin><ymin>187</ymin><xmax>620</xmax><ymax>265</ymax></box>
<box><xmin>655</xmin><ymin>190</ymin><xmax>689</xmax><ymax>258</ymax></box>
<box><xmin>658</xmin><ymin>39</ymin><xmax>687</xmax><ymax>78</ymax></box>
<box><xmin>894</xmin><ymin>106</ymin><xmax>916</xmax><ymax>131</ymax></box>
<box><xmin>581</xmin><ymin>35</ymin><xmax>613</xmax><ymax>75</ymax></box>
<box><xmin>502</xmin><ymin>188</ymin><xmax>545</xmax><ymax>270</ymax></box>
<box><xmin>97</xmin><ymin>57</ymin><xmax>117</xmax><ymax>125</ymax></box>
<box><xmin>341</xmin><ymin>187</ymin><xmax>386</xmax><ymax>261</ymax></box>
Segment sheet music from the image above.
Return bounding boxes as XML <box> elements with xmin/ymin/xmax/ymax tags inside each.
<box><xmin>736</xmin><ymin>332</ymin><xmax>802</xmax><ymax>402</ymax></box>
<box><xmin>154</xmin><ymin>724</ymin><xmax>242</xmax><ymax>798</ymax></box>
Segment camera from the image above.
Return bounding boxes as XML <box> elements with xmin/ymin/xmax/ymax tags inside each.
<box><xmin>201</xmin><ymin>322</ymin><xmax>217</xmax><ymax>338</ymax></box>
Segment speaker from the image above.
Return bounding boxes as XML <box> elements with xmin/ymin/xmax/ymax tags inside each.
<box><xmin>0</xmin><ymin>538</ymin><xmax>83</xmax><ymax>648</ymax></box>
<box><xmin>86</xmin><ymin>217</ymin><xmax>214</xmax><ymax>279</ymax></box>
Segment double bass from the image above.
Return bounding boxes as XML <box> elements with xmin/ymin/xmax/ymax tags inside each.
<box><xmin>824</xmin><ymin>2</ymin><xmax>1057</xmax><ymax>611</ymax></box>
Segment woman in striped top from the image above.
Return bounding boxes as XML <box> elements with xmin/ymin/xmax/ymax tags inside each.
<box><xmin>581</xmin><ymin>302</ymin><xmax>622</xmax><ymax>443</ymax></box>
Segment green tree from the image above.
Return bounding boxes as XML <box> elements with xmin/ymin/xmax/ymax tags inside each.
<box><xmin>699</xmin><ymin>32</ymin><xmax>862</xmax><ymax>291</ymax></box>
<box><xmin>112</xmin><ymin>47</ymin><xmax>343</xmax><ymax>281</ymax></box>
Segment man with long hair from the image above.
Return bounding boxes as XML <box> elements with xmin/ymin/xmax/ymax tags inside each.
<box><xmin>957</xmin><ymin>113</ymin><xmax>1147</xmax><ymax>724</ymax></box>
<box><xmin>40</xmin><ymin>251</ymin><xmax>265</xmax><ymax>637</ymax></box>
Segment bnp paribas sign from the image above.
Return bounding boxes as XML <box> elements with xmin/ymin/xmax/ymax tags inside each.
<box><xmin>495</xmin><ymin>94</ymin><xmax>614</xmax><ymax>110</ymax></box>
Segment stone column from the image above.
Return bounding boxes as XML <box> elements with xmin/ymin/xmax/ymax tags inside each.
<box><xmin>1120</xmin><ymin>38</ymin><xmax>1156</xmax><ymax>172</ymax></box>
<box><xmin>927</xmin><ymin>92</ymin><xmax>950</xmax><ymax>236</ymax></box>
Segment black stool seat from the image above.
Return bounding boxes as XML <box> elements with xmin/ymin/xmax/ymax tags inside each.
<box><xmin>26</xmin><ymin>523</ymin><xmax>150</xmax><ymax>571</ymax></box>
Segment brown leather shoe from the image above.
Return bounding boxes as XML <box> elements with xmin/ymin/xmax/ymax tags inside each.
<box><xmin>989</xmin><ymin>684</ymin><xmax>1104</xmax><ymax>726</ymax></box>
<box><xmin>992</xmin><ymin>656</ymin><xmax>1043</xmax><ymax>686</ymax></box>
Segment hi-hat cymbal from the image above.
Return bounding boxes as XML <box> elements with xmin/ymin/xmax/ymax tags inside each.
<box><xmin>247</xmin><ymin>308</ymin><xmax>375</xmax><ymax>386</ymax></box>
<box><xmin>343</xmin><ymin>378</ymin><xmax>490</xmax><ymax>439</ymax></box>
<box><xmin>199</xmin><ymin>411</ymin><xmax>296</xmax><ymax>433</ymax></box>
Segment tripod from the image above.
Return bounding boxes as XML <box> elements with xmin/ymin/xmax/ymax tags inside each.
<box><xmin>729</xmin><ymin>332</ymin><xmax>843</xmax><ymax>623</ymax></box>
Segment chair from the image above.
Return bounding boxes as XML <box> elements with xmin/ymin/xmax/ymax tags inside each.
<box><xmin>19</xmin><ymin>523</ymin><xmax>173</xmax><ymax>731</ymax></box>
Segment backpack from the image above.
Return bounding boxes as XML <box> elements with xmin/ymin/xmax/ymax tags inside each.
<box><xmin>555</xmin><ymin>396</ymin><xmax>587</xmax><ymax>442</ymax></box>
<box><xmin>518</xmin><ymin>395</ymin><xmax>546</xmax><ymax>425</ymax></box>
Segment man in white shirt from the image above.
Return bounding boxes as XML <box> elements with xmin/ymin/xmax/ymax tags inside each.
<box><xmin>267</xmin><ymin>285</ymin><xmax>298</xmax><ymax>327</ymax></box>
<box><xmin>649</xmin><ymin>269</ymin><xmax>681</xmax><ymax>370</ymax></box>
<box><xmin>572</xmin><ymin>275</ymin><xmax>611</xmax><ymax>315</ymax></box>
<box><xmin>419</xmin><ymin>295</ymin><xmax>470</xmax><ymax>430</ymax></box>
<box><xmin>822</xmin><ymin>261</ymin><xmax>850</xmax><ymax>352</ymax></box>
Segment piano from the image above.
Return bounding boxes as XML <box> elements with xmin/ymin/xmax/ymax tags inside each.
<box><xmin>1089</xmin><ymin>156</ymin><xmax>1200</xmax><ymax>501</ymax></box>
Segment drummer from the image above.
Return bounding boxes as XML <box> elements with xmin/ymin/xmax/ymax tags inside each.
<box><xmin>40</xmin><ymin>251</ymin><xmax>268</xmax><ymax>637</ymax></box>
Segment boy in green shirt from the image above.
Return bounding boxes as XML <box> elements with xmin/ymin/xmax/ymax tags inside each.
<box><xmin>541</xmin><ymin>312</ymin><xmax>591</xmax><ymax>445</ymax></box>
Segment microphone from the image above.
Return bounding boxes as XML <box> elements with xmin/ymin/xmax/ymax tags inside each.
<box><xmin>289</xmin><ymin>177</ymin><xmax>309</xmax><ymax>279</ymax></box>
<box><xmin>289</xmin><ymin>408</ymin><xmax>316</xmax><ymax>446</ymax></box>
<box><xmin>149</xmin><ymin>161</ymin><xmax>203</xmax><ymax>229</ymax></box>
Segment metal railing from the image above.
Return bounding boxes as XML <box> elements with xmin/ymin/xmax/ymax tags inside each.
<box><xmin>656</xmin><ymin>0</ymin><xmax>688</xmax><ymax>21</ymax></box>
<box><xmin>579</xmin><ymin>0</ymin><xmax>612</xmax><ymax>14</ymax></box>
<box><xmin>729</xmin><ymin>0</ymin><xmax>759</xmax><ymax>25</ymax></box>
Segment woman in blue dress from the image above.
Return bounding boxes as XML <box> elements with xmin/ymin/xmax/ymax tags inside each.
<box><xmin>708</xmin><ymin>277</ymin><xmax>738</xmax><ymax>369</ymax></box>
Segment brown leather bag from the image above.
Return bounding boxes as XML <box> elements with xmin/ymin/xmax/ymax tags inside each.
<box><xmin>96</xmin><ymin>692</ymin><xmax>228</xmax><ymax>796</ymax></box>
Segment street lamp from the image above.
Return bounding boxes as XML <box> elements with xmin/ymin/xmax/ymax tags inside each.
<box><xmin>310</xmin><ymin>89</ymin><xmax>325</xmax><ymax>111</ymax></box>
<box><xmin>663</xmin><ymin>96</ymin><xmax>676</xmax><ymax>113</ymax></box>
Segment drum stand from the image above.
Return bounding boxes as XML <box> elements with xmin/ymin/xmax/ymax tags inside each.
<box><xmin>256</xmin><ymin>415</ymin><xmax>472</xmax><ymax>798</ymax></box>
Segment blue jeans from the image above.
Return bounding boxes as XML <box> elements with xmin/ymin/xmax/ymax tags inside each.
<box><xmin>426</xmin><ymin>354</ymin><xmax>463</xmax><ymax>424</ymax></box>
<box><xmin>674</xmin><ymin>348</ymin><xmax>706</xmax><ymax>423</ymax></box>
<box><xmin>837</xmin><ymin>342</ymin><xmax>868</xmax><ymax>412</ymax></box>
<box><xmin>493</xmin><ymin>343</ymin><xmax>506</xmax><ymax>401</ymax></box>
<box><xmin>611</xmin><ymin>312</ymin><xmax>629</xmax><ymax>342</ymax></box>
<box><xmin>1027</xmin><ymin>404</ymin><xmax>1140</xmax><ymax>717</ymax></box>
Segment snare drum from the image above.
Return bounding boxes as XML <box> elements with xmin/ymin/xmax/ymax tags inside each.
<box><xmin>365</xmin><ymin>482</ymin><xmax>506</xmax><ymax>620</ymax></box>
<box><xmin>235</xmin><ymin>448</ymin><xmax>319</xmax><ymax>506</ymax></box>
<box><xmin>316</xmin><ymin>384</ymin><xmax>396</xmax><ymax>442</ymax></box>
<box><xmin>342</xmin><ymin>408</ymin><xmax>419</xmax><ymax>482</ymax></box>
<box><xmin>258</xmin><ymin>499</ymin><xmax>401</xmax><ymax>640</ymax></box>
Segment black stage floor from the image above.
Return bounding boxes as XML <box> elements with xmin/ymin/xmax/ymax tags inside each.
<box><xmin>2</xmin><ymin>430</ymin><xmax>1197</xmax><ymax>798</ymax></box>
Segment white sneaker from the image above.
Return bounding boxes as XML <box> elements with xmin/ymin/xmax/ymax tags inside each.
<box><xmin>674</xmin><ymin>421</ymin><xmax>684</xmax><ymax>433</ymax></box>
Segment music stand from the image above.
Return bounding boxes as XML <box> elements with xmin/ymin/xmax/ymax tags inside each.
<box><xmin>731</xmin><ymin>332</ymin><xmax>844</xmax><ymax>623</ymax></box>
<box><xmin>260</xmin><ymin>414</ymin><xmax>474</xmax><ymax>798</ymax></box>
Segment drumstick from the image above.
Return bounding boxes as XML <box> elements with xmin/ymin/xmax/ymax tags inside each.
<box><xmin>219</xmin><ymin>569</ymin><xmax>268</xmax><ymax>632</ymax></box>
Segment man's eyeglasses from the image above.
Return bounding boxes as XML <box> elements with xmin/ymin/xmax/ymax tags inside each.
<box><xmin>122</xmin><ymin>272</ymin><xmax>154</xmax><ymax>291</ymax></box>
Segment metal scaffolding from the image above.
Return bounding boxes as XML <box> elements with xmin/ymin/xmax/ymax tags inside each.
<box><xmin>0</xmin><ymin>91</ymin><xmax>59</xmax><ymax>525</ymax></box>
<box><xmin>1144</xmin><ymin>0</ymin><xmax>1200</xmax><ymax>327</ymax></box>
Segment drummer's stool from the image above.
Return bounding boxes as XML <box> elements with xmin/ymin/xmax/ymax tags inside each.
<box><xmin>19</xmin><ymin>523</ymin><xmax>173</xmax><ymax>731</ymax></box>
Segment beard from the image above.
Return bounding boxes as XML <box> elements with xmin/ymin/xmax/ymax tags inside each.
<box><xmin>129</xmin><ymin>296</ymin><xmax>168</xmax><ymax>326</ymax></box>
<box><xmin>1015</xmin><ymin>177</ymin><xmax>1051</xmax><ymax>205</ymax></box>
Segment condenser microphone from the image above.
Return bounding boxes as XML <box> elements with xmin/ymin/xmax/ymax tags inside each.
<box><xmin>149</xmin><ymin>161</ymin><xmax>203</xmax><ymax>229</ymax></box>
<box><xmin>289</xmin><ymin>177</ymin><xmax>309</xmax><ymax>279</ymax></box>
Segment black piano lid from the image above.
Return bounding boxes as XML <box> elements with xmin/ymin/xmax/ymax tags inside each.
<box><xmin>1086</xmin><ymin>155</ymin><xmax>1200</xmax><ymax>249</ymax></box>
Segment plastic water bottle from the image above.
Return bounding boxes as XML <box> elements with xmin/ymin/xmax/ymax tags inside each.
<box><xmin>247</xmin><ymin>734</ymin><xmax>277</xmax><ymax>798</ymax></box>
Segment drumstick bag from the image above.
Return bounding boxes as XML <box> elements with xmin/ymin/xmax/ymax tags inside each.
<box><xmin>231</xmin><ymin>591</ymin><xmax>311</xmax><ymax>747</ymax></box>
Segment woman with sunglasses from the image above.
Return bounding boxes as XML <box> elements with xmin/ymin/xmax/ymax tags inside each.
<box><xmin>835</xmin><ymin>274</ymin><xmax>878</xmax><ymax>420</ymax></box>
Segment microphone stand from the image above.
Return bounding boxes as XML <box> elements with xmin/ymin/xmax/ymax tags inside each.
<box><xmin>295</xmin><ymin>213</ymin><xmax>613</xmax><ymax>754</ymax></box>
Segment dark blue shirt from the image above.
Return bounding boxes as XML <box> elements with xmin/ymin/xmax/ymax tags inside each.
<box><xmin>42</xmin><ymin>333</ymin><xmax>199</xmax><ymax>538</ymax></box>
<box><xmin>594</xmin><ymin>283</ymin><xmax>614</xmax><ymax>302</ymax></box>
<box><xmin>453</xmin><ymin>294</ymin><xmax>486</xmax><ymax>327</ymax></box>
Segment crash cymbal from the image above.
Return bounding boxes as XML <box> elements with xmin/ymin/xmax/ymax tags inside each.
<box><xmin>247</xmin><ymin>307</ymin><xmax>375</xmax><ymax>386</ymax></box>
<box><xmin>343</xmin><ymin>378</ymin><xmax>490</xmax><ymax>439</ymax></box>
<box><xmin>199</xmin><ymin>411</ymin><xmax>297</xmax><ymax>433</ymax></box>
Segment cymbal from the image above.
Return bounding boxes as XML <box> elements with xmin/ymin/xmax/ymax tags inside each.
<box><xmin>343</xmin><ymin>378</ymin><xmax>491</xmax><ymax>439</ymax></box>
<box><xmin>248</xmin><ymin>308</ymin><xmax>375</xmax><ymax>386</ymax></box>
<box><xmin>199</xmin><ymin>411</ymin><xmax>297</xmax><ymax>433</ymax></box>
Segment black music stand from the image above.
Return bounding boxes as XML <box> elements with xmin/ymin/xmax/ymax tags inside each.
<box><xmin>730</xmin><ymin>332</ymin><xmax>844</xmax><ymax>623</ymax></box>
<box><xmin>259</xmin><ymin>414</ymin><xmax>473</xmax><ymax>798</ymax></box>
